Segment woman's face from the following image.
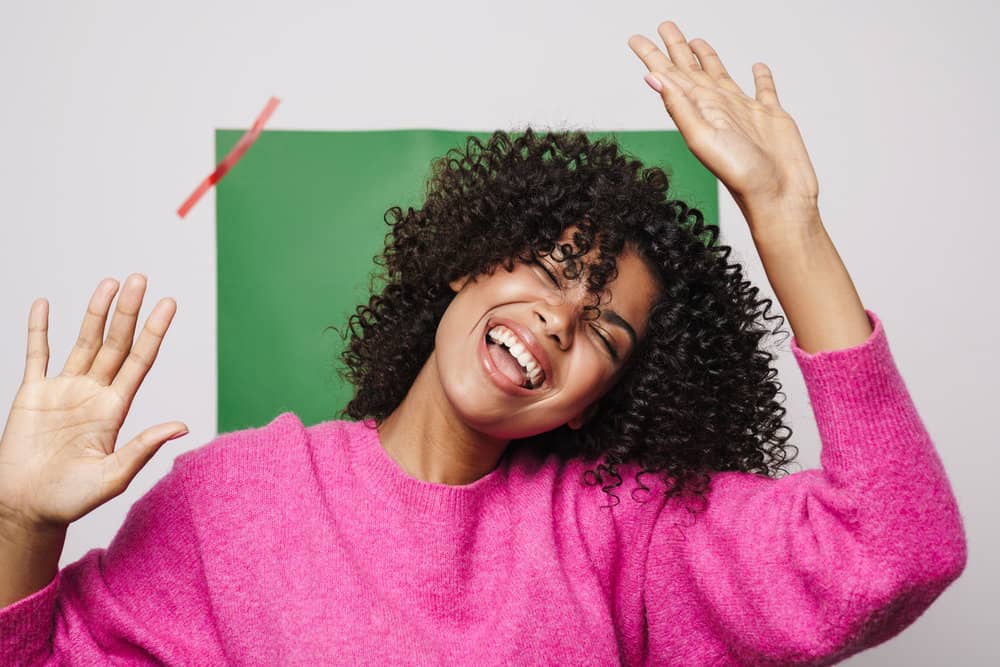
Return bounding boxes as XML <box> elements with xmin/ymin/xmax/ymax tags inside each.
<box><xmin>436</xmin><ymin>230</ymin><xmax>662</xmax><ymax>440</ymax></box>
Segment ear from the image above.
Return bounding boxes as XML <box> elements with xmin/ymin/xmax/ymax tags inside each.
<box><xmin>449</xmin><ymin>274</ymin><xmax>471</xmax><ymax>293</ymax></box>
<box><xmin>567</xmin><ymin>401</ymin><xmax>600</xmax><ymax>430</ymax></box>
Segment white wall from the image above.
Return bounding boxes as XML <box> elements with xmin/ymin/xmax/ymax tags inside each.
<box><xmin>1</xmin><ymin>1</ymin><xmax>995</xmax><ymax>664</ymax></box>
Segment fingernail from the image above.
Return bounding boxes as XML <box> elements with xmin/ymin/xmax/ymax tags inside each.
<box><xmin>644</xmin><ymin>73</ymin><xmax>663</xmax><ymax>93</ymax></box>
<box><xmin>167</xmin><ymin>429</ymin><xmax>189</xmax><ymax>441</ymax></box>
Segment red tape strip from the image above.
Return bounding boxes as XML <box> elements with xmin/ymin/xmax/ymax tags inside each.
<box><xmin>177</xmin><ymin>96</ymin><xmax>281</xmax><ymax>218</ymax></box>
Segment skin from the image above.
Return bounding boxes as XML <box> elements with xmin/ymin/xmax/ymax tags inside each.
<box><xmin>376</xmin><ymin>226</ymin><xmax>662</xmax><ymax>486</ymax></box>
<box><xmin>627</xmin><ymin>21</ymin><xmax>870</xmax><ymax>351</ymax></box>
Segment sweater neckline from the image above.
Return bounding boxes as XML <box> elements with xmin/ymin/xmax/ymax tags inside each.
<box><xmin>343</xmin><ymin>418</ymin><xmax>509</xmax><ymax>522</ymax></box>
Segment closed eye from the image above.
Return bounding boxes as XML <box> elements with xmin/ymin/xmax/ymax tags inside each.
<box><xmin>592</xmin><ymin>323</ymin><xmax>618</xmax><ymax>360</ymax></box>
<box><xmin>534</xmin><ymin>259</ymin><xmax>560</xmax><ymax>287</ymax></box>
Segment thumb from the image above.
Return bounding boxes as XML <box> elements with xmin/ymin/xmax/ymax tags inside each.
<box><xmin>103</xmin><ymin>422</ymin><xmax>189</xmax><ymax>495</ymax></box>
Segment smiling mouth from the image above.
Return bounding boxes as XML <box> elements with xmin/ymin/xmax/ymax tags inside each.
<box><xmin>484</xmin><ymin>330</ymin><xmax>546</xmax><ymax>390</ymax></box>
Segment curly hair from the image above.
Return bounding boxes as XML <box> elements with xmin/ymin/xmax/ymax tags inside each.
<box><xmin>330</xmin><ymin>127</ymin><xmax>799</xmax><ymax>512</ymax></box>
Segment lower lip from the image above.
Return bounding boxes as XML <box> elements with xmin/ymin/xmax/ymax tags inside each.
<box><xmin>478</xmin><ymin>325</ymin><xmax>538</xmax><ymax>397</ymax></box>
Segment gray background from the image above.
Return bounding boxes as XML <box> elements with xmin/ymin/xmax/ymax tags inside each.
<box><xmin>1</xmin><ymin>1</ymin><xmax>995</xmax><ymax>664</ymax></box>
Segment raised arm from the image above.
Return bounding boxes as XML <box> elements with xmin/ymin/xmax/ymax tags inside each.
<box><xmin>639</xmin><ymin>309</ymin><xmax>967</xmax><ymax>663</ymax></box>
<box><xmin>625</xmin><ymin>20</ymin><xmax>967</xmax><ymax>663</ymax></box>
<box><xmin>0</xmin><ymin>275</ymin><xmax>221</xmax><ymax>662</ymax></box>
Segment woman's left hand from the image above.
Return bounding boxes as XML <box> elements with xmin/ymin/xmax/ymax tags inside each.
<box><xmin>628</xmin><ymin>21</ymin><xmax>821</xmax><ymax>239</ymax></box>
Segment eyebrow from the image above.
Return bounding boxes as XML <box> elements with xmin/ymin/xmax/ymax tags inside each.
<box><xmin>602</xmin><ymin>309</ymin><xmax>637</xmax><ymax>354</ymax></box>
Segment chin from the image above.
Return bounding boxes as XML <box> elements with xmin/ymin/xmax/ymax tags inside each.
<box><xmin>442</xmin><ymin>390</ymin><xmax>565</xmax><ymax>441</ymax></box>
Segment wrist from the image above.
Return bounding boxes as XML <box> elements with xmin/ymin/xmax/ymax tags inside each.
<box><xmin>746</xmin><ymin>205</ymin><xmax>825</xmax><ymax>251</ymax></box>
<box><xmin>0</xmin><ymin>512</ymin><xmax>67</xmax><ymax>551</ymax></box>
<box><xmin>0</xmin><ymin>515</ymin><xmax>65</xmax><ymax>608</ymax></box>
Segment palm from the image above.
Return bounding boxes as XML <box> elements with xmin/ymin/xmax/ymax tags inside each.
<box><xmin>0</xmin><ymin>275</ymin><xmax>186</xmax><ymax>530</ymax></box>
<box><xmin>1</xmin><ymin>377</ymin><xmax>125</xmax><ymax>524</ymax></box>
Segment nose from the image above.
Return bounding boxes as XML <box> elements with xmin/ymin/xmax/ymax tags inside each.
<box><xmin>535</xmin><ymin>292</ymin><xmax>585</xmax><ymax>351</ymax></box>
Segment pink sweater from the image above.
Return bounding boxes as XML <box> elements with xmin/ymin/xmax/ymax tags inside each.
<box><xmin>0</xmin><ymin>309</ymin><xmax>967</xmax><ymax>665</ymax></box>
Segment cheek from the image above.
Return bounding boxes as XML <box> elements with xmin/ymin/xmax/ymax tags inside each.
<box><xmin>437</xmin><ymin>287</ymin><xmax>483</xmax><ymax>338</ymax></box>
<box><xmin>564</xmin><ymin>348</ymin><xmax>613</xmax><ymax>399</ymax></box>
<box><xmin>434</xmin><ymin>309</ymin><xmax>474</xmax><ymax>370</ymax></box>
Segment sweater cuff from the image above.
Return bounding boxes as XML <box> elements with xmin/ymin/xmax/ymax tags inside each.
<box><xmin>0</xmin><ymin>569</ymin><xmax>59</xmax><ymax>659</ymax></box>
<box><xmin>789</xmin><ymin>308</ymin><xmax>916</xmax><ymax>474</ymax></box>
<box><xmin>790</xmin><ymin>308</ymin><xmax>883</xmax><ymax>361</ymax></box>
<box><xmin>790</xmin><ymin>308</ymin><xmax>889</xmax><ymax>387</ymax></box>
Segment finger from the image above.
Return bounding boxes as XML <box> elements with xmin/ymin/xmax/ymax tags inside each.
<box><xmin>752</xmin><ymin>62</ymin><xmax>781</xmax><ymax>106</ymax></box>
<box><xmin>88</xmin><ymin>274</ymin><xmax>147</xmax><ymax>385</ymax></box>
<box><xmin>109</xmin><ymin>297</ymin><xmax>176</xmax><ymax>409</ymax></box>
<box><xmin>688</xmin><ymin>38</ymin><xmax>746</xmax><ymax>96</ymax></box>
<box><xmin>627</xmin><ymin>33</ymin><xmax>685</xmax><ymax>82</ymax></box>
<box><xmin>23</xmin><ymin>299</ymin><xmax>50</xmax><ymax>383</ymax></box>
<box><xmin>647</xmin><ymin>70</ymin><xmax>709</xmax><ymax>142</ymax></box>
<box><xmin>60</xmin><ymin>279</ymin><xmax>119</xmax><ymax>377</ymax></box>
<box><xmin>101</xmin><ymin>421</ymin><xmax>188</xmax><ymax>496</ymax></box>
<box><xmin>656</xmin><ymin>21</ymin><xmax>702</xmax><ymax>75</ymax></box>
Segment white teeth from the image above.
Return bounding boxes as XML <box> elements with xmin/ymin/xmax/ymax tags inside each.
<box><xmin>487</xmin><ymin>324</ymin><xmax>545</xmax><ymax>387</ymax></box>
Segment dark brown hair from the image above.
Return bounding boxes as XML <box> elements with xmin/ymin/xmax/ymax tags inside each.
<box><xmin>330</xmin><ymin>127</ymin><xmax>799</xmax><ymax>509</ymax></box>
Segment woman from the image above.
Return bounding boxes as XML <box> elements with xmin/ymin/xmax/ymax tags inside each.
<box><xmin>0</xmin><ymin>20</ymin><xmax>966</xmax><ymax>665</ymax></box>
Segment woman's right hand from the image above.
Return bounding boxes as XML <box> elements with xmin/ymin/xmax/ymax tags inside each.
<box><xmin>0</xmin><ymin>274</ymin><xmax>188</xmax><ymax>534</ymax></box>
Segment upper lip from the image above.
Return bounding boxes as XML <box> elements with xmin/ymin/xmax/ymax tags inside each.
<box><xmin>486</xmin><ymin>317</ymin><xmax>553</xmax><ymax>388</ymax></box>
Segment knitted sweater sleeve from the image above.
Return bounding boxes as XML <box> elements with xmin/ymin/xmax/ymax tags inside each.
<box><xmin>0</xmin><ymin>460</ymin><xmax>227</xmax><ymax>665</ymax></box>
<box><xmin>641</xmin><ymin>309</ymin><xmax>968</xmax><ymax>665</ymax></box>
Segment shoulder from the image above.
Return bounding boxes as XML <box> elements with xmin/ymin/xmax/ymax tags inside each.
<box><xmin>172</xmin><ymin>412</ymin><xmax>367</xmax><ymax>484</ymax></box>
<box><xmin>173</xmin><ymin>411</ymin><xmax>305</xmax><ymax>472</ymax></box>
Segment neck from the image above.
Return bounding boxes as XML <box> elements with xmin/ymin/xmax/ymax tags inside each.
<box><xmin>376</xmin><ymin>350</ymin><xmax>509</xmax><ymax>486</ymax></box>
